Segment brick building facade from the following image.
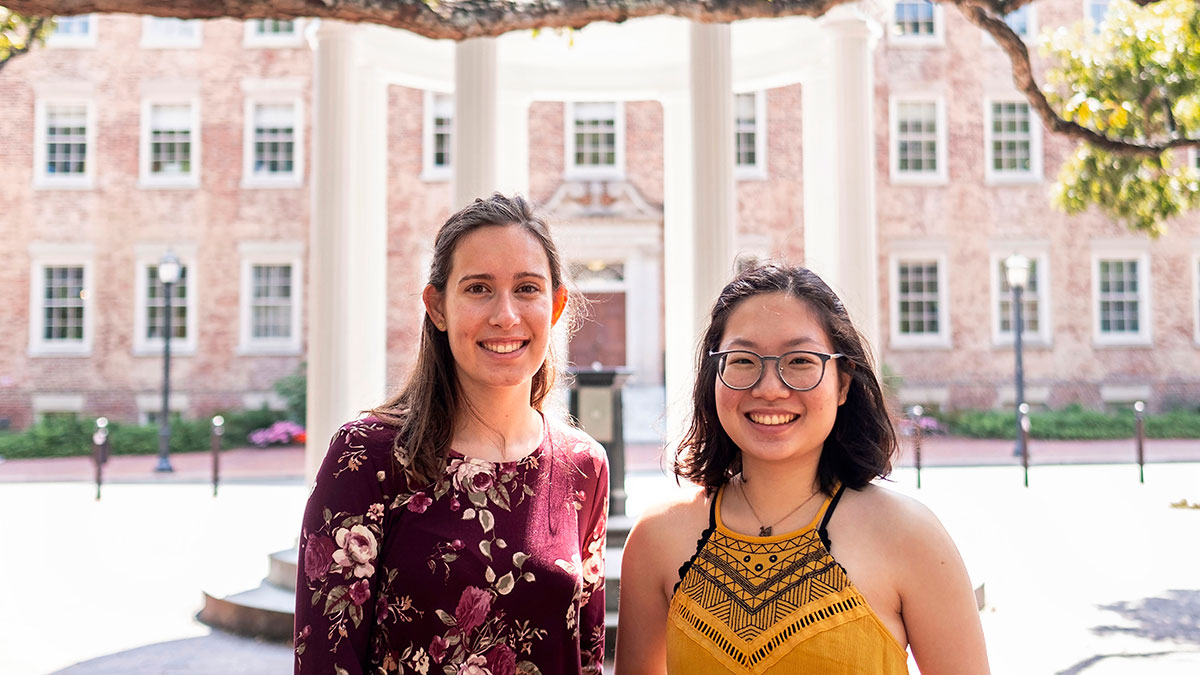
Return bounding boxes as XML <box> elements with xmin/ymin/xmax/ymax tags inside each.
<box><xmin>1</xmin><ymin>2</ymin><xmax>1198</xmax><ymax>433</ymax></box>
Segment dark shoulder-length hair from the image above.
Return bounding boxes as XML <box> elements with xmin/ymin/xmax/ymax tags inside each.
<box><xmin>674</xmin><ymin>261</ymin><xmax>896</xmax><ymax>496</ymax></box>
<box><xmin>370</xmin><ymin>193</ymin><xmax>573</xmax><ymax>485</ymax></box>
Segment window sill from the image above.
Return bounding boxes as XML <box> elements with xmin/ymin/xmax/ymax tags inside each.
<box><xmin>236</xmin><ymin>343</ymin><xmax>302</xmax><ymax>357</ymax></box>
<box><xmin>132</xmin><ymin>345</ymin><xmax>197</xmax><ymax>357</ymax></box>
<box><xmin>735</xmin><ymin>167</ymin><xmax>768</xmax><ymax>182</ymax></box>
<box><xmin>420</xmin><ymin>169</ymin><xmax>452</xmax><ymax>183</ymax></box>
<box><xmin>889</xmin><ymin>337</ymin><xmax>953</xmax><ymax>350</ymax></box>
<box><xmin>241</xmin><ymin>176</ymin><xmax>304</xmax><ymax>190</ymax></box>
<box><xmin>138</xmin><ymin>177</ymin><xmax>200</xmax><ymax>190</ymax></box>
<box><xmin>984</xmin><ymin>173</ymin><xmax>1044</xmax><ymax>186</ymax></box>
<box><xmin>33</xmin><ymin>177</ymin><xmax>95</xmax><ymax>191</ymax></box>
<box><xmin>28</xmin><ymin>344</ymin><xmax>92</xmax><ymax>357</ymax></box>
<box><xmin>889</xmin><ymin>173</ymin><xmax>949</xmax><ymax>186</ymax></box>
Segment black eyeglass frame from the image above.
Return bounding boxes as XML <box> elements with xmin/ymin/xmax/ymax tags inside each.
<box><xmin>708</xmin><ymin>349</ymin><xmax>846</xmax><ymax>392</ymax></box>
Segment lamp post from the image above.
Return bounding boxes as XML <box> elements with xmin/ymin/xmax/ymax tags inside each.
<box><xmin>1004</xmin><ymin>254</ymin><xmax>1030</xmax><ymax>475</ymax></box>
<box><xmin>155</xmin><ymin>251</ymin><xmax>181</xmax><ymax>473</ymax></box>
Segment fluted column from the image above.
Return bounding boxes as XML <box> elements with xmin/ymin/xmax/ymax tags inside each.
<box><xmin>453</xmin><ymin>38</ymin><xmax>499</xmax><ymax>208</ymax></box>
<box><xmin>306</xmin><ymin>21</ymin><xmax>389</xmax><ymax>481</ymax></box>
<box><xmin>803</xmin><ymin>5</ymin><xmax>881</xmax><ymax>348</ymax></box>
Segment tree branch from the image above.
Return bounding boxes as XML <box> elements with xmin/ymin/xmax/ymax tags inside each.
<box><xmin>952</xmin><ymin>0</ymin><xmax>1199</xmax><ymax>157</ymax></box>
<box><xmin>1</xmin><ymin>0</ymin><xmax>858</xmax><ymax>40</ymax></box>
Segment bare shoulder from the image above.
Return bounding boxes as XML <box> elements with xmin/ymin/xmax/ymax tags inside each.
<box><xmin>623</xmin><ymin>486</ymin><xmax>711</xmax><ymax>596</ymax></box>
<box><xmin>838</xmin><ymin>483</ymin><xmax>949</xmax><ymax>542</ymax></box>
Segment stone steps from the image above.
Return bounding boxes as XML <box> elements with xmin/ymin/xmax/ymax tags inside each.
<box><xmin>197</xmin><ymin>519</ymin><xmax>991</xmax><ymax>662</ymax></box>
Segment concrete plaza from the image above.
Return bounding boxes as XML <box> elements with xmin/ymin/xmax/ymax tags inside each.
<box><xmin>0</xmin><ymin>445</ymin><xmax>1198</xmax><ymax>674</ymax></box>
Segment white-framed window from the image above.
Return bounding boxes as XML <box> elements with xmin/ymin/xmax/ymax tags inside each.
<box><xmin>422</xmin><ymin>91</ymin><xmax>454</xmax><ymax>181</ymax></box>
<box><xmin>28</xmin><ymin>242</ymin><xmax>94</xmax><ymax>357</ymax></box>
<box><xmin>136</xmin><ymin>393</ymin><xmax>188</xmax><ymax>426</ymax></box>
<box><xmin>890</xmin><ymin>96</ymin><xmax>947</xmax><ymax>184</ymax></box>
<box><xmin>734</xmin><ymin>91</ymin><xmax>768</xmax><ymax>180</ymax></box>
<box><xmin>33</xmin><ymin>99</ymin><xmax>95</xmax><ymax>189</ymax></box>
<box><xmin>984</xmin><ymin>5</ymin><xmax>1038</xmax><ymax>45</ymax></box>
<box><xmin>242</xmin><ymin>96</ymin><xmax>303</xmax><ymax>187</ymax></box>
<box><xmin>243</xmin><ymin>18</ymin><xmax>305</xmax><ymax>47</ymax></box>
<box><xmin>890</xmin><ymin>0</ymin><xmax>944</xmax><ymax>45</ymax></box>
<box><xmin>140</xmin><ymin>99</ymin><xmax>200</xmax><ymax>188</ymax></box>
<box><xmin>1091</xmin><ymin>248</ymin><xmax>1152</xmax><ymax>346</ymax></box>
<box><xmin>990</xmin><ymin>249</ymin><xmax>1052</xmax><ymax>346</ymax></box>
<box><xmin>46</xmin><ymin>14</ymin><xmax>97</xmax><ymax>48</ymax></box>
<box><xmin>1085</xmin><ymin>0</ymin><xmax>1111</xmax><ymax>33</ymax></box>
<box><xmin>984</xmin><ymin>98</ymin><xmax>1043</xmax><ymax>183</ymax></box>
<box><xmin>141</xmin><ymin>16</ymin><xmax>202</xmax><ymax>48</ymax></box>
<box><xmin>565</xmin><ymin>101</ymin><xmax>625</xmax><ymax>180</ymax></box>
<box><xmin>133</xmin><ymin>246</ymin><xmax>197</xmax><ymax>356</ymax></box>
<box><xmin>238</xmin><ymin>241</ymin><xmax>304</xmax><ymax>355</ymax></box>
<box><xmin>890</xmin><ymin>251</ymin><xmax>951</xmax><ymax>348</ymax></box>
<box><xmin>1189</xmin><ymin>148</ymin><xmax>1199</xmax><ymax>171</ymax></box>
<box><xmin>31</xmin><ymin>394</ymin><xmax>86</xmax><ymax>423</ymax></box>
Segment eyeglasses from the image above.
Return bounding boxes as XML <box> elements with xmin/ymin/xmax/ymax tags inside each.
<box><xmin>709</xmin><ymin>349</ymin><xmax>845</xmax><ymax>392</ymax></box>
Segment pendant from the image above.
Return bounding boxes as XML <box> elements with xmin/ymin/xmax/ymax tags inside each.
<box><xmin>758</xmin><ymin>526</ymin><xmax>772</xmax><ymax>537</ymax></box>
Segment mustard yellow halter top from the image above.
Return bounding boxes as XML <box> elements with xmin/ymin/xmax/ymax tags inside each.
<box><xmin>666</xmin><ymin>484</ymin><xmax>909</xmax><ymax>674</ymax></box>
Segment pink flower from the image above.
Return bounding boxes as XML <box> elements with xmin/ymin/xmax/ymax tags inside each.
<box><xmin>429</xmin><ymin>635</ymin><xmax>449</xmax><ymax>663</ymax></box>
<box><xmin>367</xmin><ymin>503</ymin><xmax>385</xmax><ymax>521</ymax></box>
<box><xmin>454</xmin><ymin>586</ymin><xmax>494</xmax><ymax>635</ymax></box>
<box><xmin>376</xmin><ymin>594</ymin><xmax>389</xmax><ymax>623</ymax></box>
<box><xmin>348</xmin><ymin>579</ymin><xmax>371</xmax><ymax>606</ymax></box>
<box><xmin>333</xmin><ymin>524</ymin><xmax>378</xmax><ymax>578</ymax></box>
<box><xmin>451</xmin><ymin>459</ymin><xmax>495</xmax><ymax>493</ymax></box>
<box><xmin>408</xmin><ymin>492</ymin><xmax>433</xmax><ymax>513</ymax></box>
<box><xmin>297</xmin><ymin>624</ymin><xmax>311</xmax><ymax>641</ymax></box>
<box><xmin>304</xmin><ymin>533</ymin><xmax>336</xmax><ymax>582</ymax></box>
<box><xmin>457</xmin><ymin>655</ymin><xmax>492</xmax><ymax>675</ymax></box>
<box><xmin>450</xmin><ymin>497</ymin><xmax>461</xmax><ymax>512</ymax></box>
<box><xmin>486</xmin><ymin>644</ymin><xmax>517</xmax><ymax>675</ymax></box>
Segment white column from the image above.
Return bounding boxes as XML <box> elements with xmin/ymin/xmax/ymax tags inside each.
<box><xmin>453</xmin><ymin>38</ymin><xmax>499</xmax><ymax>208</ymax></box>
<box><xmin>803</xmin><ymin>5</ymin><xmax>881</xmax><ymax>348</ymax></box>
<box><xmin>689</xmin><ymin>21</ymin><xmax>737</xmax><ymax>337</ymax></box>
<box><xmin>662</xmin><ymin>95</ymin><xmax>696</xmax><ymax>448</ymax></box>
<box><xmin>306</xmin><ymin>21</ymin><xmax>389</xmax><ymax>481</ymax></box>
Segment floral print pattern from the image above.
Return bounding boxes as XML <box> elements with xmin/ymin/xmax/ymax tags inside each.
<box><xmin>295</xmin><ymin>417</ymin><xmax>608</xmax><ymax>675</ymax></box>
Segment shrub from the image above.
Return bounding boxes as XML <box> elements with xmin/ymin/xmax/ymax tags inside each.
<box><xmin>249</xmin><ymin>420</ymin><xmax>306</xmax><ymax>447</ymax></box>
<box><xmin>274</xmin><ymin>362</ymin><xmax>306</xmax><ymax>423</ymax></box>
<box><xmin>937</xmin><ymin>404</ymin><xmax>1200</xmax><ymax>440</ymax></box>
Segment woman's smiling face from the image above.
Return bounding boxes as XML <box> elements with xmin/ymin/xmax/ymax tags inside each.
<box><xmin>425</xmin><ymin>224</ymin><xmax>565</xmax><ymax>398</ymax></box>
<box><xmin>714</xmin><ymin>291</ymin><xmax>850</xmax><ymax>467</ymax></box>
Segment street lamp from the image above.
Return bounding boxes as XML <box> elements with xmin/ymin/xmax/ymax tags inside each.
<box><xmin>154</xmin><ymin>251</ymin><xmax>182</xmax><ymax>473</ymax></box>
<box><xmin>1004</xmin><ymin>254</ymin><xmax>1030</xmax><ymax>472</ymax></box>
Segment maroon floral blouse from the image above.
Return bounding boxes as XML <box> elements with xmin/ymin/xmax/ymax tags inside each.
<box><xmin>294</xmin><ymin>416</ymin><xmax>608</xmax><ymax>675</ymax></box>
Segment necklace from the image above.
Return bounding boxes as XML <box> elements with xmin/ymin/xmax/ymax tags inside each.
<box><xmin>735</xmin><ymin>474</ymin><xmax>821</xmax><ymax>537</ymax></box>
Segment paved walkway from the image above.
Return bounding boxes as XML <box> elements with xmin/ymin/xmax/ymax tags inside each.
<box><xmin>2</xmin><ymin>438</ymin><xmax>1198</xmax><ymax>674</ymax></box>
<box><xmin>1</xmin><ymin>435</ymin><xmax>1195</xmax><ymax>484</ymax></box>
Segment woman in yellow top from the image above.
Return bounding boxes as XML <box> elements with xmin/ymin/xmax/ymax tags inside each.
<box><xmin>616</xmin><ymin>262</ymin><xmax>989</xmax><ymax>674</ymax></box>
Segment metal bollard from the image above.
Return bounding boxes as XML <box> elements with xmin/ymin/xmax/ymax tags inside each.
<box><xmin>212</xmin><ymin>415</ymin><xmax>224</xmax><ymax>497</ymax></box>
<box><xmin>92</xmin><ymin>417</ymin><xmax>109</xmax><ymax>501</ymax></box>
<box><xmin>1019</xmin><ymin>403</ymin><xmax>1031</xmax><ymax>488</ymax></box>
<box><xmin>1134</xmin><ymin>401</ymin><xmax>1145</xmax><ymax>484</ymax></box>
<box><xmin>908</xmin><ymin>405</ymin><xmax>924</xmax><ymax>489</ymax></box>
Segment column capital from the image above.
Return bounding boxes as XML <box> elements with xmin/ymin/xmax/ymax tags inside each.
<box><xmin>820</xmin><ymin>1</ymin><xmax>886</xmax><ymax>43</ymax></box>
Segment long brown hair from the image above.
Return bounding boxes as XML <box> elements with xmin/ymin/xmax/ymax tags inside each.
<box><xmin>674</xmin><ymin>262</ymin><xmax>896</xmax><ymax>496</ymax></box>
<box><xmin>370</xmin><ymin>193</ymin><xmax>571</xmax><ymax>485</ymax></box>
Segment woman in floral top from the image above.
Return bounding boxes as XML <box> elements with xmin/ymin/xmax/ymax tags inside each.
<box><xmin>295</xmin><ymin>194</ymin><xmax>609</xmax><ymax>675</ymax></box>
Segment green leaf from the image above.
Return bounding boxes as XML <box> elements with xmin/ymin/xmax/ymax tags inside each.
<box><xmin>463</xmin><ymin>507</ymin><xmax>476</xmax><ymax>520</ymax></box>
<box><xmin>480</xmin><ymin>539</ymin><xmax>492</xmax><ymax>561</ymax></box>
<box><xmin>513</xmin><ymin>552</ymin><xmax>530</xmax><ymax>569</ymax></box>
<box><xmin>322</xmin><ymin>507</ymin><xmax>332</xmax><ymax>524</ymax></box>
<box><xmin>436</xmin><ymin>609</ymin><xmax>457</xmax><ymax>626</ymax></box>
<box><xmin>348</xmin><ymin>603</ymin><xmax>363</xmax><ymax>628</ymax></box>
<box><xmin>496</xmin><ymin>571</ymin><xmax>516</xmax><ymax>595</ymax></box>
<box><xmin>324</xmin><ymin>585</ymin><xmax>350</xmax><ymax>615</ymax></box>
<box><xmin>479</xmin><ymin>509</ymin><xmax>495</xmax><ymax>533</ymax></box>
<box><xmin>336</xmin><ymin>666</ymin><xmax>350</xmax><ymax>675</ymax></box>
<box><xmin>485</xmin><ymin>565</ymin><xmax>496</xmax><ymax>583</ymax></box>
<box><xmin>468</xmin><ymin>490</ymin><xmax>488</xmax><ymax>508</ymax></box>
